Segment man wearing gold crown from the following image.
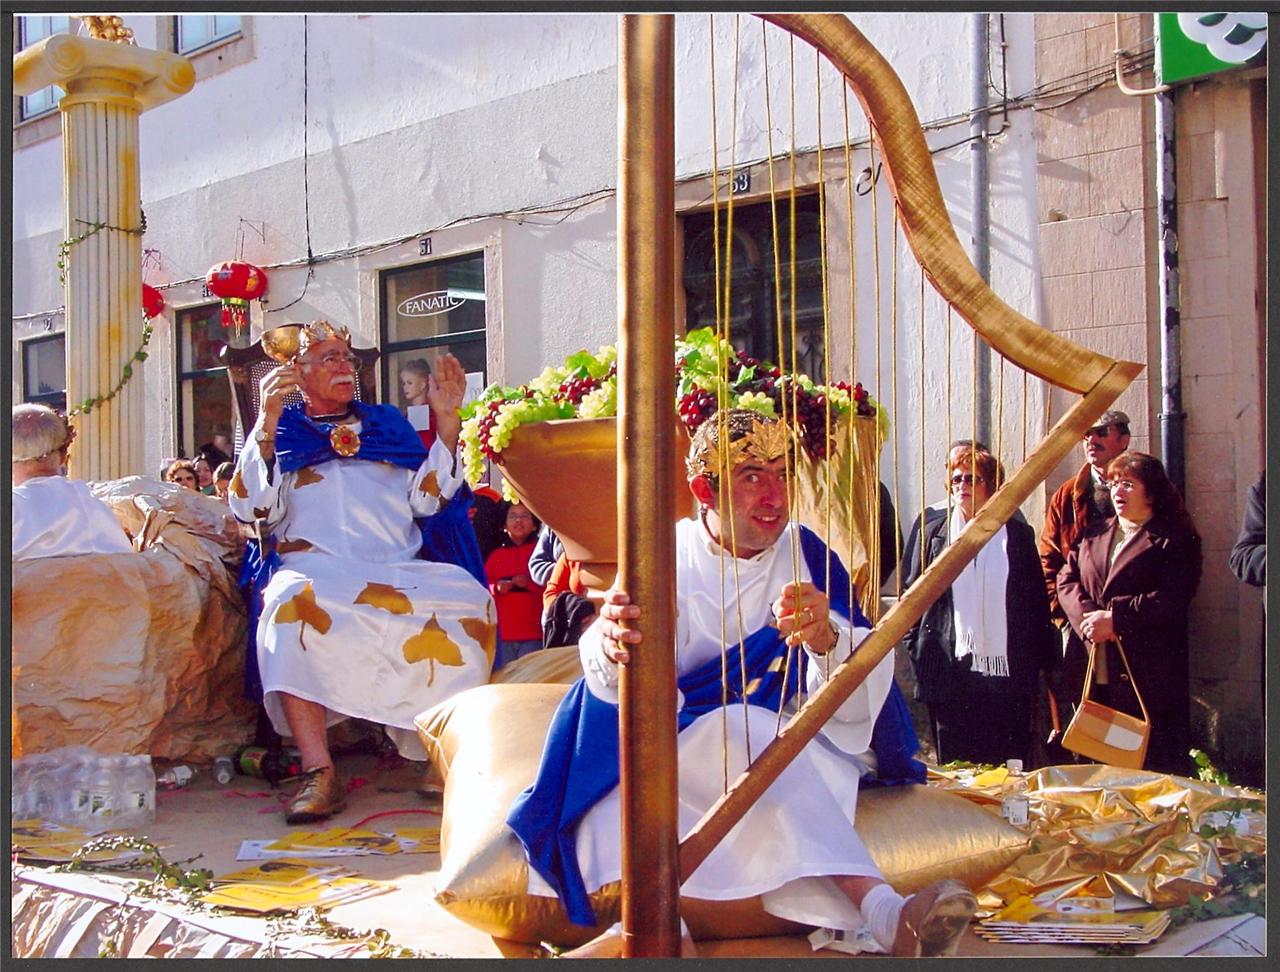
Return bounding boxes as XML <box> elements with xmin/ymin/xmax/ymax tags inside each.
<box><xmin>229</xmin><ymin>321</ymin><xmax>493</xmax><ymax>823</ymax></box>
<box><xmin>508</xmin><ymin>409</ymin><xmax>976</xmax><ymax>957</ymax></box>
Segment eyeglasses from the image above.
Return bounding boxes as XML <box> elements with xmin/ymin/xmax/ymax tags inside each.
<box><xmin>306</xmin><ymin>351</ymin><xmax>359</xmax><ymax>370</ymax></box>
<box><xmin>507</xmin><ymin>512</ymin><xmax>534</xmax><ymax>522</ymax></box>
<box><xmin>950</xmin><ymin>473</ymin><xmax>982</xmax><ymax>486</ymax></box>
<box><xmin>1108</xmin><ymin>478</ymin><xmax>1138</xmax><ymax>491</ymax></box>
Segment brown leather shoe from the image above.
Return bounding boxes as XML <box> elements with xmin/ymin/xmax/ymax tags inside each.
<box><xmin>891</xmin><ymin>879</ymin><xmax>977</xmax><ymax>957</ymax></box>
<box><xmin>285</xmin><ymin>765</ymin><xmax>346</xmax><ymax>824</ymax></box>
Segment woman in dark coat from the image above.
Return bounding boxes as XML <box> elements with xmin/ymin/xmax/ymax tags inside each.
<box><xmin>901</xmin><ymin>442</ymin><xmax>1057</xmax><ymax>767</ymax></box>
<box><xmin>1056</xmin><ymin>451</ymin><xmax>1201</xmax><ymax>776</ymax></box>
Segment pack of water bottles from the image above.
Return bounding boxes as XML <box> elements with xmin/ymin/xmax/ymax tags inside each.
<box><xmin>10</xmin><ymin>747</ymin><xmax>156</xmax><ymax>834</ymax></box>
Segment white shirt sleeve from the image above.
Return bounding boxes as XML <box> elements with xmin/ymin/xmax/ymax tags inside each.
<box><xmin>802</xmin><ymin>622</ymin><xmax>894</xmax><ymax>756</ymax></box>
<box><xmin>407</xmin><ymin>438</ymin><xmax>465</xmax><ymax>517</ymax></box>
<box><xmin>227</xmin><ymin>435</ymin><xmax>288</xmax><ymax>529</ymax></box>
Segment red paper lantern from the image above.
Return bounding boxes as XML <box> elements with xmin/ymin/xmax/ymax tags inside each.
<box><xmin>142</xmin><ymin>283</ymin><xmax>166</xmax><ymax>319</ymax></box>
<box><xmin>205</xmin><ymin>261</ymin><xmax>269</xmax><ymax>331</ymax></box>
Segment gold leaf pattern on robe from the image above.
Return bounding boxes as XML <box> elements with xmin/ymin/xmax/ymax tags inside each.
<box><xmin>354</xmin><ymin>582</ymin><xmax>414</xmax><ymax>615</ymax></box>
<box><xmin>419</xmin><ymin>470</ymin><xmax>440</xmax><ymax>497</ymax></box>
<box><xmin>459</xmin><ymin>615</ymin><xmax>498</xmax><ymax>668</ymax></box>
<box><xmin>273</xmin><ymin>582</ymin><xmax>332</xmax><ymax>650</ymax></box>
<box><xmin>230</xmin><ymin>470</ymin><xmax>249</xmax><ymax>499</ymax></box>
<box><xmin>402</xmin><ymin>613</ymin><xmax>464</xmax><ymax>687</ymax></box>
<box><xmin>294</xmin><ymin>466</ymin><xmax>326</xmax><ymax>487</ymax></box>
<box><xmin>277</xmin><ymin>538</ymin><xmax>314</xmax><ymax>554</ymax></box>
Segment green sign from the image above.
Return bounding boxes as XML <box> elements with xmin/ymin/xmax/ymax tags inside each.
<box><xmin>1156</xmin><ymin>12</ymin><xmax>1267</xmax><ymax>84</ymax></box>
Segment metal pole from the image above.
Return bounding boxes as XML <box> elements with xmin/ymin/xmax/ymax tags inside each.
<box><xmin>616</xmin><ymin>14</ymin><xmax>681</xmax><ymax>958</ymax></box>
<box><xmin>970</xmin><ymin>12</ymin><xmax>992</xmax><ymax>443</ymax></box>
<box><xmin>1155</xmin><ymin>88</ymin><xmax>1185</xmax><ymax>494</ymax></box>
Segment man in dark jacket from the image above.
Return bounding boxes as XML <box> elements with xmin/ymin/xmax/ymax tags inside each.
<box><xmin>1229</xmin><ymin>471</ymin><xmax>1265</xmax><ymax>588</ymax></box>
<box><xmin>1039</xmin><ymin>409</ymin><xmax>1131</xmax><ymax>625</ymax></box>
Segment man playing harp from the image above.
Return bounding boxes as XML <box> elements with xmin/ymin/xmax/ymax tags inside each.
<box><xmin>509</xmin><ymin>408</ymin><xmax>976</xmax><ymax>956</ymax></box>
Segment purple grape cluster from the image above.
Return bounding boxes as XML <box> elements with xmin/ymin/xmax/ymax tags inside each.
<box><xmin>678</xmin><ymin>388</ymin><xmax>719</xmax><ymax>433</ymax></box>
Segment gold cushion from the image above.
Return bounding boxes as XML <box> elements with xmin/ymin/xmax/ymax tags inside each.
<box><xmin>415</xmin><ymin>683</ymin><xmax>1028</xmax><ymax>946</ymax></box>
<box><xmin>488</xmin><ymin>644</ymin><xmax>582</xmax><ymax>685</ymax></box>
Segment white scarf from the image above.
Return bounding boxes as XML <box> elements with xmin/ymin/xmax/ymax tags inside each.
<box><xmin>947</xmin><ymin>506</ymin><xmax>1010</xmax><ymax>678</ymax></box>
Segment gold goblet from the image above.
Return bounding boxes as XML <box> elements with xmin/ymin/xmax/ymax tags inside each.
<box><xmin>261</xmin><ymin>324</ymin><xmax>303</xmax><ymax>363</ymax></box>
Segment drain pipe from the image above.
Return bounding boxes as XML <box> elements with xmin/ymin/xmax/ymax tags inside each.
<box><xmin>970</xmin><ymin>12</ymin><xmax>992</xmax><ymax>443</ymax></box>
<box><xmin>1154</xmin><ymin>88</ymin><xmax>1185</xmax><ymax>494</ymax></box>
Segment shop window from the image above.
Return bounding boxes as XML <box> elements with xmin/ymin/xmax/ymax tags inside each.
<box><xmin>17</xmin><ymin>16</ymin><xmax>72</xmax><ymax>120</ymax></box>
<box><xmin>175</xmin><ymin>303</ymin><xmax>234</xmax><ymax>460</ymax></box>
<box><xmin>22</xmin><ymin>332</ymin><xmax>66</xmax><ymax>412</ymax></box>
<box><xmin>174</xmin><ymin>14</ymin><xmax>241</xmax><ymax>55</ymax></box>
<box><xmin>681</xmin><ymin>193</ymin><xmax>827</xmax><ymax>378</ymax></box>
<box><xmin>379</xmin><ymin>252</ymin><xmax>488</xmax><ymax>439</ymax></box>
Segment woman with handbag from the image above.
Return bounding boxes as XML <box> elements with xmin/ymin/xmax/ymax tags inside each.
<box><xmin>1056</xmin><ymin>452</ymin><xmax>1202</xmax><ymax>776</ymax></box>
<box><xmin>901</xmin><ymin>441</ymin><xmax>1057</xmax><ymax>767</ymax></box>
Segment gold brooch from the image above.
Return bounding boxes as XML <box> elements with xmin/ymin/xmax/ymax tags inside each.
<box><xmin>330</xmin><ymin>425</ymin><xmax>361</xmax><ymax>457</ymax></box>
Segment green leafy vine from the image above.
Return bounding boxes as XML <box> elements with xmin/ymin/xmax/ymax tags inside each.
<box><xmin>67</xmin><ymin>316</ymin><xmax>154</xmax><ymax>417</ymax></box>
<box><xmin>57</xmin><ymin>216</ymin><xmax>146</xmax><ymax>286</ymax></box>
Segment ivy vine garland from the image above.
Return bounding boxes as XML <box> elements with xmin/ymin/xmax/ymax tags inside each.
<box><xmin>67</xmin><ymin>315</ymin><xmax>154</xmax><ymax>418</ymax></box>
<box><xmin>55</xmin><ymin>212</ymin><xmax>154</xmax><ymax>419</ymax></box>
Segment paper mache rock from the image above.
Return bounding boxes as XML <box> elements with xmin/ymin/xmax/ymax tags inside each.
<box><xmin>416</xmin><ymin>681</ymin><xmax>1030</xmax><ymax>946</ymax></box>
<box><xmin>12</xmin><ymin>476</ymin><xmax>255</xmax><ymax>762</ymax></box>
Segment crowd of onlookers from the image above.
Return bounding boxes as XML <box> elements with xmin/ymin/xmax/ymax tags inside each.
<box><xmin>12</xmin><ymin>391</ymin><xmax>1267</xmax><ymax>778</ymax></box>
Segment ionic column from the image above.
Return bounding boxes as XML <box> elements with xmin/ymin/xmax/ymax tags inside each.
<box><xmin>14</xmin><ymin>33</ymin><xmax>193</xmax><ymax>480</ymax></box>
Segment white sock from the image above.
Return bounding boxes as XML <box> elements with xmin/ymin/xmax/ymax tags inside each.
<box><xmin>860</xmin><ymin>882</ymin><xmax>906</xmax><ymax>952</ymax></box>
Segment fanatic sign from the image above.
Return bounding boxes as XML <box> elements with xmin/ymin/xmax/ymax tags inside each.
<box><xmin>397</xmin><ymin>290</ymin><xmax>469</xmax><ymax>318</ymax></box>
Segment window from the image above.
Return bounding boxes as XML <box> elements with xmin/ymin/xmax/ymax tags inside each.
<box><xmin>174</xmin><ymin>14</ymin><xmax>241</xmax><ymax>55</ymax></box>
<box><xmin>379</xmin><ymin>252</ymin><xmax>488</xmax><ymax>418</ymax></box>
<box><xmin>682</xmin><ymin>193</ymin><xmax>827</xmax><ymax>378</ymax></box>
<box><xmin>17</xmin><ymin>16</ymin><xmax>72</xmax><ymax>120</ymax></box>
<box><xmin>22</xmin><ymin>333</ymin><xmax>66</xmax><ymax>412</ymax></box>
<box><xmin>175</xmin><ymin>303</ymin><xmax>233</xmax><ymax>459</ymax></box>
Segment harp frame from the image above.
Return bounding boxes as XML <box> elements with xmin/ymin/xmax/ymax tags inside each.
<box><xmin>614</xmin><ymin>13</ymin><xmax>1143</xmax><ymax>956</ymax></box>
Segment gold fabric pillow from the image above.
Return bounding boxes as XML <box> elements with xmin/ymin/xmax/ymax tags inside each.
<box><xmin>415</xmin><ymin>683</ymin><xmax>1028</xmax><ymax>947</ymax></box>
<box><xmin>488</xmin><ymin>645</ymin><xmax>582</xmax><ymax>686</ymax></box>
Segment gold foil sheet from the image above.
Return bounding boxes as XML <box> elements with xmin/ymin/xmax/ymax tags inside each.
<box><xmin>930</xmin><ymin>763</ymin><xmax>1264</xmax><ymax>912</ymax></box>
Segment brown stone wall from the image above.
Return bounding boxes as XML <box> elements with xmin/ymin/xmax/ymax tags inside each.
<box><xmin>1033</xmin><ymin>13</ymin><xmax>1264</xmax><ymax>780</ymax></box>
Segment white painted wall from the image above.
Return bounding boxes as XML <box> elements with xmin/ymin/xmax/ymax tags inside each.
<box><xmin>12</xmin><ymin>11</ymin><xmax>1047</xmax><ymax>521</ymax></box>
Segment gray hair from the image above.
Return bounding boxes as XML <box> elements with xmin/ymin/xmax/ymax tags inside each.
<box><xmin>12</xmin><ymin>403</ymin><xmax>69</xmax><ymax>462</ymax></box>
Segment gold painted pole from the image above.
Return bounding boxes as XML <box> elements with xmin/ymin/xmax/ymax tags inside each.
<box><xmin>679</xmin><ymin>360</ymin><xmax>1143</xmax><ymax>881</ymax></box>
<box><xmin>617</xmin><ymin>14</ymin><xmax>681</xmax><ymax>958</ymax></box>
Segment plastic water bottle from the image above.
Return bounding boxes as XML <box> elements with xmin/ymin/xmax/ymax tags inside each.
<box><xmin>118</xmin><ymin>755</ymin><xmax>156</xmax><ymax>828</ymax></box>
<box><xmin>84</xmin><ymin>756</ymin><xmax>122</xmax><ymax>833</ymax></box>
<box><xmin>156</xmin><ymin>764</ymin><xmax>196</xmax><ymax>790</ymax></box>
<box><xmin>1000</xmin><ymin>758</ymin><xmax>1030</xmax><ymax>829</ymax></box>
<box><xmin>212</xmin><ymin>756</ymin><xmax>235</xmax><ymax>786</ymax></box>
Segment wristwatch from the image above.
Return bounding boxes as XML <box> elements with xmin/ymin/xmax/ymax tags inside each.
<box><xmin>255</xmin><ymin>426</ymin><xmax>275</xmax><ymax>445</ymax></box>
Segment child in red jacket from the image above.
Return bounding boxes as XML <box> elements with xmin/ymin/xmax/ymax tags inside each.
<box><xmin>484</xmin><ymin>502</ymin><xmax>545</xmax><ymax>669</ymax></box>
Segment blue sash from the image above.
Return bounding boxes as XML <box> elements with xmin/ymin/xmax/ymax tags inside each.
<box><xmin>506</xmin><ymin>525</ymin><xmax>923</xmax><ymax>926</ymax></box>
<box><xmin>239</xmin><ymin>403</ymin><xmax>485</xmax><ymax>700</ymax></box>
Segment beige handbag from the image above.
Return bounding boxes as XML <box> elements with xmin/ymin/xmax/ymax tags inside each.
<box><xmin>1060</xmin><ymin>637</ymin><xmax>1151</xmax><ymax>769</ymax></box>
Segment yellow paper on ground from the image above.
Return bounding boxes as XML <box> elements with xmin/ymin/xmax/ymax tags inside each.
<box><xmin>265</xmin><ymin>828</ymin><xmax>401</xmax><ymax>854</ymax></box>
<box><xmin>202</xmin><ymin>876</ymin><xmax>395</xmax><ymax>913</ymax></box>
<box><xmin>212</xmin><ymin>857</ymin><xmax>350</xmax><ymax>886</ymax></box>
<box><xmin>392</xmin><ymin>827</ymin><xmax>441</xmax><ymax>853</ymax></box>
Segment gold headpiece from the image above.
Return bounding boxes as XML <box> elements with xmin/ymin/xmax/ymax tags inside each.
<box><xmin>297</xmin><ymin>320</ymin><xmax>352</xmax><ymax>358</ymax></box>
<box><xmin>685</xmin><ymin>408</ymin><xmax>792</xmax><ymax>481</ymax></box>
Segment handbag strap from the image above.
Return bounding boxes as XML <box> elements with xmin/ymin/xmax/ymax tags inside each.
<box><xmin>1082</xmin><ymin>636</ymin><xmax>1150</xmax><ymax>725</ymax></box>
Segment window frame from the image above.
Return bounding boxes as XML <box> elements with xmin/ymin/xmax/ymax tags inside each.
<box><xmin>174</xmin><ymin>301</ymin><xmax>231</xmax><ymax>459</ymax></box>
<box><xmin>172</xmin><ymin>14</ymin><xmax>242</xmax><ymax>57</ymax></box>
<box><xmin>15</xmin><ymin>15</ymin><xmax>73</xmax><ymax>123</ymax></box>
<box><xmin>21</xmin><ymin>331</ymin><xmax>67</xmax><ymax>412</ymax></box>
<box><xmin>377</xmin><ymin>250</ymin><xmax>489</xmax><ymax>405</ymax></box>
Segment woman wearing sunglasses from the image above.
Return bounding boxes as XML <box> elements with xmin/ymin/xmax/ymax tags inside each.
<box><xmin>900</xmin><ymin>441</ymin><xmax>1057</xmax><ymax>767</ymax></box>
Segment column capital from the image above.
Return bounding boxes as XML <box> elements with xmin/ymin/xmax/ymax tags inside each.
<box><xmin>13</xmin><ymin>34</ymin><xmax>194</xmax><ymax>112</ymax></box>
